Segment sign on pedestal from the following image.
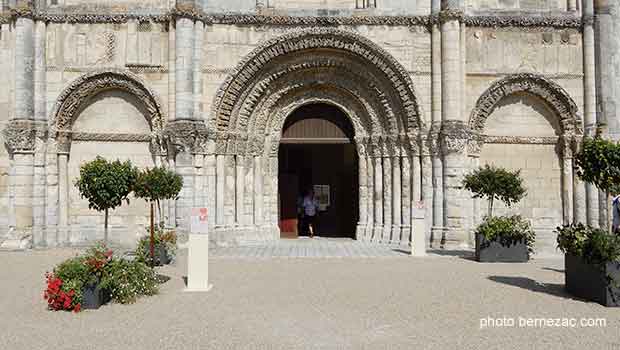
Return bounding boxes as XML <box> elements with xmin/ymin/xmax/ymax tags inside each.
<box><xmin>185</xmin><ymin>208</ymin><xmax>213</xmax><ymax>292</ymax></box>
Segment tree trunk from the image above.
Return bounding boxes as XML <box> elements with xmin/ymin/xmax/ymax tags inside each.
<box><xmin>608</xmin><ymin>191</ymin><xmax>613</xmax><ymax>234</ymax></box>
<box><xmin>150</xmin><ymin>202</ymin><xmax>155</xmax><ymax>267</ymax></box>
<box><xmin>157</xmin><ymin>199</ymin><xmax>163</xmax><ymax>229</ymax></box>
<box><xmin>104</xmin><ymin>208</ymin><xmax>109</xmax><ymax>245</ymax></box>
<box><xmin>488</xmin><ymin>197</ymin><xmax>494</xmax><ymax>218</ymax></box>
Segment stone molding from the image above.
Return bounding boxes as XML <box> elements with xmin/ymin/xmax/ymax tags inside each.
<box><xmin>484</xmin><ymin>135</ymin><xmax>559</xmax><ymax>145</ymax></box>
<box><xmin>2</xmin><ymin>120</ymin><xmax>47</xmax><ymax>154</ymax></box>
<box><xmin>50</xmin><ymin>70</ymin><xmax>166</xmax><ymax>135</ymax></box>
<box><xmin>469</xmin><ymin>73</ymin><xmax>581</xmax><ymax>136</ymax></box>
<box><xmin>0</xmin><ymin>10</ymin><xmax>582</xmax><ymax>29</ymax></box>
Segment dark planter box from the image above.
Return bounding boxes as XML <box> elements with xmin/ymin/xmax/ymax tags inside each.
<box><xmin>475</xmin><ymin>234</ymin><xmax>529</xmax><ymax>262</ymax></box>
<box><xmin>81</xmin><ymin>281</ymin><xmax>110</xmax><ymax>310</ymax></box>
<box><xmin>565</xmin><ymin>254</ymin><xmax>620</xmax><ymax>307</ymax></box>
<box><xmin>154</xmin><ymin>244</ymin><xmax>171</xmax><ymax>266</ymax></box>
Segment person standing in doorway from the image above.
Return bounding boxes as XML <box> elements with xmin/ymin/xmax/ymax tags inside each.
<box><xmin>302</xmin><ymin>188</ymin><xmax>320</xmax><ymax>238</ymax></box>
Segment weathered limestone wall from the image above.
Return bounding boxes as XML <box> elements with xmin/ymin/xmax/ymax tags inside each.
<box><xmin>466</xmin><ymin>0</ymin><xmax>569</xmax><ymax>12</ymax></box>
<box><xmin>0</xmin><ymin>22</ymin><xmax>14</xmax><ymax>240</ymax></box>
<box><xmin>479</xmin><ymin>94</ymin><xmax>563</xmax><ymax>255</ymax></box>
<box><xmin>595</xmin><ymin>0</ymin><xmax>620</xmax><ymax>140</ymax></box>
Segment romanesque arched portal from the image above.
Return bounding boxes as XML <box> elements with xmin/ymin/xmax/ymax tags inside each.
<box><xmin>206</xmin><ymin>28</ymin><xmax>427</xmax><ymax>245</ymax></box>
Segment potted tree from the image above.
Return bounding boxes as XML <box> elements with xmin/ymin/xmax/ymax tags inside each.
<box><xmin>562</xmin><ymin>136</ymin><xmax>620</xmax><ymax>306</ymax></box>
<box><xmin>463</xmin><ymin>165</ymin><xmax>534</xmax><ymax>262</ymax></box>
<box><xmin>74</xmin><ymin>156</ymin><xmax>139</xmax><ymax>244</ymax></box>
<box><xmin>133</xmin><ymin>166</ymin><xmax>183</xmax><ymax>266</ymax></box>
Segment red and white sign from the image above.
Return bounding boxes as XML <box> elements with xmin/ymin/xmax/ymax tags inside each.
<box><xmin>191</xmin><ymin>207</ymin><xmax>209</xmax><ymax>234</ymax></box>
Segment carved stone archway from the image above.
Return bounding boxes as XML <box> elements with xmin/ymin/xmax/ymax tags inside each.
<box><xmin>467</xmin><ymin>73</ymin><xmax>584</xmax><ymax>233</ymax></box>
<box><xmin>206</xmin><ymin>28</ymin><xmax>427</xmax><ymax>246</ymax></box>
<box><xmin>50</xmin><ymin>70</ymin><xmax>167</xmax><ymax>144</ymax></box>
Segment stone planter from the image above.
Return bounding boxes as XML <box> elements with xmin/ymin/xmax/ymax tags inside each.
<box><xmin>565</xmin><ymin>254</ymin><xmax>620</xmax><ymax>307</ymax></box>
<box><xmin>475</xmin><ymin>234</ymin><xmax>529</xmax><ymax>263</ymax></box>
<box><xmin>81</xmin><ymin>281</ymin><xmax>109</xmax><ymax>310</ymax></box>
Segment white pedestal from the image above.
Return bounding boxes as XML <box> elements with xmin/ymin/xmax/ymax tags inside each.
<box><xmin>412</xmin><ymin>203</ymin><xmax>427</xmax><ymax>257</ymax></box>
<box><xmin>185</xmin><ymin>233</ymin><xmax>213</xmax><ymax>292</ymax></box>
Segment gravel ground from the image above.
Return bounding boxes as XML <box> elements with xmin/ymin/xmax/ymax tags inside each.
<box><xmin>1</xmin><ymin>248</ymin><xmax>619</xmax><ymax>350</ymax></box>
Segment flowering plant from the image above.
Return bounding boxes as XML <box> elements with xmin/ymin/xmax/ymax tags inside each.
<box><xmin>44</xmin><ymin>273</ymin><xmax>81</xmax><ymax>312</ymax></box>
<box><xmin>136</xmin><ymin>227</ymin><xmax>177</xmax><ymax>264</ymax></box>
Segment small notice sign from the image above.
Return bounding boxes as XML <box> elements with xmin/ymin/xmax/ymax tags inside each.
<box><xmin>191</xmin><ymin>208</ymin><xmax>209</xmax><ymax>234</ymax></box>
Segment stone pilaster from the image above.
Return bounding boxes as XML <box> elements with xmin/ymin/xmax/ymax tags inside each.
<box><xmin>572</xmin><ymin>138</ymin><xmax>587</xmax><ymax>224</ymax></box>
<box><xmin>420</xmin><ymin>141</ymin><xmax>434</xmax><ymax>248</ymax></box>
<box><xmin>365</xmin><ymin>154</ymin><xmax>375</xmax><ymax>240</ymax></box>
<box><xmin>205</xmin><ymin>153</ymin><xmax>216</xmax><ymax>231</ymax></box>
<box><xmin>224</xmin><ymin>155</ymin><xmax>236</xmax><ymax>227</ymax></box>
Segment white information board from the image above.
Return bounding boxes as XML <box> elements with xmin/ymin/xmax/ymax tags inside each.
<box><xmin>190</xmin><ymin>207</ymin><xmax>209</xmax><ymax>234</ymax></box>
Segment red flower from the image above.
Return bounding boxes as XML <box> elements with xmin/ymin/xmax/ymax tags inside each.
<box><xmin>74</xmin><ymin>303</ymin><xmax>81</xmax><ymax>313</ymax></box>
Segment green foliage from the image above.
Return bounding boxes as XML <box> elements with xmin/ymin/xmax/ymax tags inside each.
<box><xmin>99</xmin><ymin>259</ymin><xmax>158</xmax><ymax>304</ymax></box>
<box><xmin>133</xmin><ymin>167</ymin><xmax>183</xmax><ymax>203</ymax></box>
<box><xmin>54</xmin><ymin>256</ymin><xmax>91</xmax><ymax>300</ymax></box>
<box><xmin>74</xmin><ymin>156</ymin><xmax>139</xmax><ymax>213</ymax></box>
<box><xmin>135</xmin><ymin>228</ymin><xmax>177</xmax><ymax>265</ymax></box>
<box><xmin>575</xmin><ymin>137</ymin><xmax>620</xmax><ymax>195</ymax></box>
<box><xmin>463</xmin><ymin>165</ymin><xmax>526</xmax><ymax>216</ymax></box>
<box><xmin>475</xmin><ymin>215</ymin><xmax>536</xmax><ymax>254</ymax></box>
<box><xmin>556</xmin><ymin>224</ymin><xmax>620</xmax><ymax>264</ymax></box>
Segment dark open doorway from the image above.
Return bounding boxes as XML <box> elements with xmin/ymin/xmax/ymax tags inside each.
<box><xmin>278</xmin><ymin>103</ymin><xmax>359</xmax><ymax>239</ymax></box>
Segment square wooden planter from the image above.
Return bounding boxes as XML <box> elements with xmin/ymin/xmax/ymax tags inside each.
<box><xmin>475</xmin><ymin>234</ymin><xmax>529</xmax><ymax>263</ymax></box>
<box><xmin>565</xmin><ymin>254</ymin><xmax>620</xmax><ymax>307</ymax></box>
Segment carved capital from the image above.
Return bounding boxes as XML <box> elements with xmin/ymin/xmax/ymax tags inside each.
<box><xmin>440</xmin><ymin>121</ymin><xmax>469</xmax><ymax>156</ymax></box>
<box><xmin>3</xmin><ymin>120</ymin><xmax>47</xmax><ymax>154</ymax></box>
<box><xmin>438</xmin><ymin>8</ymin><xmax>465</xmax><ymax>23</ymax></box>
<box><xmin>164</xmin><ymin>120</ymin><xmax>208</xmax><ymax>155</ymax></box>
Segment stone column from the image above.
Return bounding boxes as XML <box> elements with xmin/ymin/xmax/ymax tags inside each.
<box><xmin>58</xmin><ymin>152</ymin><xmax>69</xmax><ymax>245</ymax></box>
<box><xmin>176</xmin><ymin>150</ymin><xmax>195</xmax><ymax>231</ymax></box>
<box><xmin>243</xmin><ymin>156</ymin><xmax>254</xmax><ymax>228</ymax></box>
<box><xmin>215</xmin><ymin>154</ymin><xmax>225</xmax><ymax>227</ymax></box>
<box><xmin>421</xmin><ymin>151</ymin><xmax>433</xmax><ymax>247</ymax></box>
<box><xmin>253</xmin><ymin>155</ymin><xmax>263</xmax><ymax>231</ymax></box>
<box><xmin>235</xmin><ymin>155</ymin><xmax>244</xmax><ymax>226</ymax></box>
<box><xmin>356</xmin><ymin>142</ymin><xmax>368</xmax><ymax>240</ymax></box>
<box><xmin>391</xmin><ymin>150</ymin><xmax>402</xmax><ymax>243</ymax></box>
<box><xmin>583</xmin><ymin>2</ymin><xmax>600</xmax><ymax>227</ymax></box>
<box><xmin>224</xmin><ymin>155</ymin><xmax>236</xmax><ymax>228</ymax></box>
<box><xmin>382</xmin><ymin>154</ymin><xmax>392</xmax><ymax>243</ymax></box>
<box><xmin>431</xmin><ymin>146</ymin><xmax>444</xmax><ymax>247</ymax></box>
<box><xmin>193</xmin><ymin>20</ymin><xmax>204</xmax><ymax>120</ymax></box>
<box><xmin>175</xmin><ymin>17</ymin><xmax>194</xmax><ymax>121</ymax></box>
<box><xmin>561</xmin><ymin>137</ymin><xmax>574</xmax><ymax>225</ymax></box>
<box><xmin>205</xmin><ymin>153</ymin><xmax>216</xmax><ymax>232</ymax></box>
<box><xmin>167</xmin><ymin>155</ymin><xmax>177</xmax><ymax>229</ymax></box>
<box><xmin>430</xmin><ymin>3</ymin><xmax>443</xmax><ymax>247</ymax></box>
<box><xmin>268</xmin><ymin>156</ymin><xmax>279</xmax><ymax>239</ymax></box>
<box><xmin>401</xmin><ymin>153</ymin><xmax>412</xmax><ymax>245</ymax></box>
<box><xmin>372</xmin><ymin>151</ymin><xmax>383</xmax><ymax>242</ymax></box>
<box><xmin>568</xmin><ymin>0</ymin><xmax>577</xmax><ymax>12</ymax></box>
<box><xmin>440</xmin><ymin>8</ymin><xmax>467</xmax><ymax>248</ymax></box>
<box><xmin>365</xmin><ymin>154</ymin><xmax>374</xmax><ymax>240</ymax></box>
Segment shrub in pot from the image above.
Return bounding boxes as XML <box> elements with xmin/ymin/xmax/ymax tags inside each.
<box><xmin>44</xmin><ymin>243</ymin><xmax>113</xmax><ymax>311</ymax></box>
<box><xmin>44</xmin><ymin>243</ymin><xmax>160</xmax><ymax>312</ymax></box>
<box><xmin>463</xmin><ymin>165</ymin><xmax>531</xmax><ymax>262</ymax></box>
<box><xmin>475</xmin><ymin>215</ymin><xmax>535</xmax><ymax>262</ymax></box>
<box><xmin>556</xmin><ymin>224</ymin><xmax>620</xmax><ymax>307</ymax></box>
<box><xmin>136</xmin><ymin>228</ymin><xmax>177</xmax><ymax>266</ymax></box>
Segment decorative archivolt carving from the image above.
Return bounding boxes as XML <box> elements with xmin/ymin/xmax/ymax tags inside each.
<box><xmin>469</xmin><ymin>73</ymin><xmax>581</xmax><ymax>136</ymax></box>
<box><xmin>50</xmin><ymin>70</ymin><xmax>167</xmax><ymax>148</ymax></box>
<box><xmin>211</xmin><ymin>28</ymin><xmax>423</xmax><ymax>138</ymax></box>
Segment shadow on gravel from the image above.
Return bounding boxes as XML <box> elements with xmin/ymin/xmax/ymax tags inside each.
<box><xmin>155</xmin><ymin>274</ymin><xmax>171</xmax><ymax>284</ymax></box>
<box><xmin>541</xmin><ymin>267</ymin><xmax>565</xmax><ymax>273</ymax></box>
<box><xmin>488</xmin><ymin>276</ymin><xmax>570</xmax><ymax>299</ymax></box>
<box><xmin>391</xmin><ymin>248</ymin><xmax>412</xmax><ymax>255</ymax></box>
<box><xmin>427</xmin><ymin>249</ymin><xmax>475</xmax><ymax>260</ymax></box>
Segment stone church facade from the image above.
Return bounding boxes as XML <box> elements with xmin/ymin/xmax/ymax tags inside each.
<box><xmin>0</xmin><ymin>0</ymin><xmax>617</xmax><ymax>255</ymax></box>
